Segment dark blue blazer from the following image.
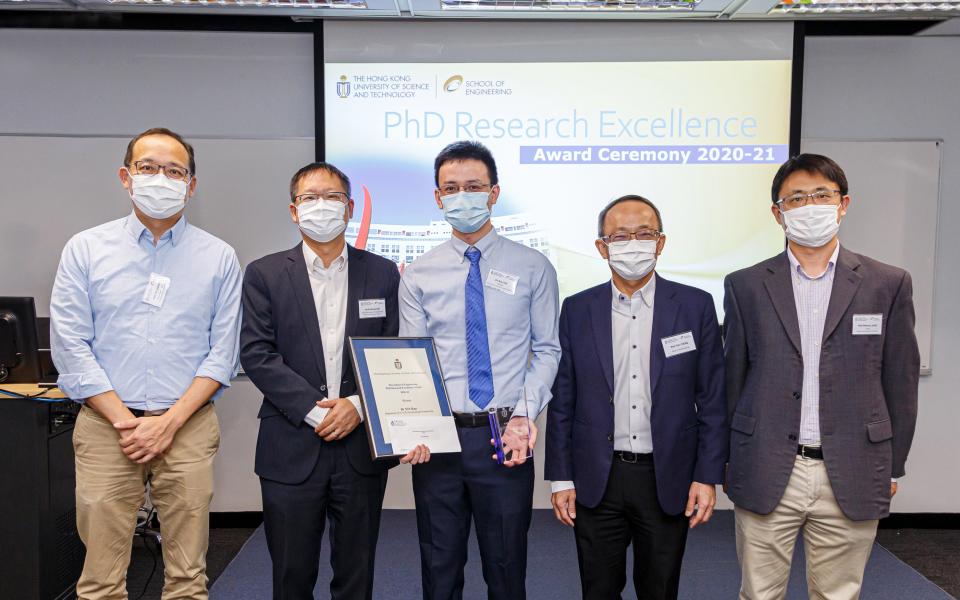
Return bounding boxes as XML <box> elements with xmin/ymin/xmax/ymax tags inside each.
<box><xmin>545</xmin><ymin>275</ymin><xmax>728</xmax><ymax>514</ymax></box>
<box><xmin>240</xmin><ymin>243</ymin><xmax>400</xmax><ymax>484</ymax></box>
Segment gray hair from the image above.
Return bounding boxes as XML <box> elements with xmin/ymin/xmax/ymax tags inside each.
<box><xmin>597</xmin><ymin>195</ymin><xmax>664</xmax><ymax>238</ymax></box>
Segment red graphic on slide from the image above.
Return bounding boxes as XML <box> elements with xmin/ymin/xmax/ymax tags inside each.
<box><xmin>355</xmin><ymin>185</ymin><xmax>372</xmax><ymax>250</ymax></box>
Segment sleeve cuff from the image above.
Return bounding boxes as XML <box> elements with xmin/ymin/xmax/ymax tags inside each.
<box><xmin>347</xmin><ymin>395</ymin><xmax>364</xmax><ymax>422</ymax></box>
<box><xmin>195</xmin><ymin>363</ymin><xmax>235</xmax><ymax>388</ymax></box>
<box><xmin>57</xmin><ymin>370</ymin><xmax>113</xmax><ymax>402</ymax></box>
<box><xmin>551</xmin><ymin>481</ymin><xmax>576</xmax><ymax>494</ymax></box>
<box><xmin>304</xmin><ymin>405</ymin><xmax>329</xmax><ymax>428</ymax></box>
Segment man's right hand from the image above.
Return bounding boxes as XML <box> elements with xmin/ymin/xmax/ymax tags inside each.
<box><xmin>551</xmin><ymin>489</ymin><xmax>577</xmax><ymax>527</ymax></box>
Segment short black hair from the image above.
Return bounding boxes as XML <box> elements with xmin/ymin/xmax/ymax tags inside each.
<box><xmin>597</xmin><ymin>195</ymin><xmax>664</xmax><ymax>238</ymax></box>
<box><xmin>124</xmin><ymin>127</ymin><xmax>196</xmax><ymax>175</ymax></box>
<box><xmin>771</xmin><ymin>153</ymin><xmax>848</xmax><ymax>204</ymax></box>
<box><xmin>289</xmin><ymin>162</ymin><xmax>352</xmax><ymax>201</ymax></box>
<box><xmin>433</xmin><ymin>141</ymin><xmax>499</xmax><ymax>188</ymax></box>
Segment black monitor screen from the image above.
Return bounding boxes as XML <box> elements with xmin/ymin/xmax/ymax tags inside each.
<box><xmin>0</xmin><ymin>297</ymin><xmax>42</xmax><ymax>384</ymax></box>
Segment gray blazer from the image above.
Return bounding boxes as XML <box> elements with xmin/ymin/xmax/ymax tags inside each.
<box><xmin>723</xmin><ymin>246</ymin><xmax>919</xmax><ymax>521</ymax></box>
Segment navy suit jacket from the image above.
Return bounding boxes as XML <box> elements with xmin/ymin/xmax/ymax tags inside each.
<box><xmin>240</xmin><ymin>243</ymin><xmax>400</xmax><ymax>484</ymax></box>
<box><xmin>545</xmin><ymin>275</ymin><xmax>728</xmax><ymax>514</ymax></box>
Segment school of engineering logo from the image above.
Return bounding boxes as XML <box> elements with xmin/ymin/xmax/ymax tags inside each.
<box><xmin>443</xmin><ymin>74</ymin><xmax>464</xmax><ymax>93</ymax></box>
<box><xmin>336</xmin><ymin>75</ymin><xmax>351</xmax><ymax>98</ymax></box>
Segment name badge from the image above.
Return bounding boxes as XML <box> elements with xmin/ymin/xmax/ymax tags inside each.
<box><xmin>142</xmin><ymin>273</ymin><xmax>170</xmax><ymax>308</ymax></box>
<box><xmin>661</xmin><ymin>331</ymin><xmax>696</xmax><ymax>358</ymax></box>
<box><xmin>359</xmin><ymin>298</ymin><xmax>387</xmax><ymax>319</ymax></box>
<box><xmin>852</xmin><ymin>314</ymin><xmax>883</xmax><ymax>336</ymax></box>
<box><xmin>485</xmin><ymin>269</ymin><xmax>519</xmax><ymax>295</ymax></box>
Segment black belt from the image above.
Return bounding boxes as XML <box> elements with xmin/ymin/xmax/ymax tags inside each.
<box><xmin>614</xmin><ymin>450</ymin><xmax>653</xmax><ymax>464</ymax></box>
<box><xmin>453</xmin><ymin>407</ymin><xmax>513</xmax><ymax>428</ymax></box>
<box><xmin>129</xmin><ymin>402</ymin><xmax>208</xmax><ymax>418</ymax></box>
<box><xmin>797</xmin><ymin>444</ymin><xmax>824</xmax><ymax>460</ymax></box>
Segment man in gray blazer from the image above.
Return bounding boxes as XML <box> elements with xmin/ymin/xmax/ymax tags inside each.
<box><xmin>723</xmin><ymin>154</ymin><xmax>919</xmax><ymax>600</ymax></box>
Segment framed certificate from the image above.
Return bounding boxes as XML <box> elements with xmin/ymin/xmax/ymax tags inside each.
<box><xmin>349</xmin><ymin>337</ymin><xmax>461</xmax><ymax>460</ymax></box>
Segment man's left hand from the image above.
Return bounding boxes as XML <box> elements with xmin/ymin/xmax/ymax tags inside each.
<box><xmin>115</xmin><ymin>414</ymin><xmax>180</xmax><ymax>464</ymax></box>
<box><xmin>685</xmin><ymin>481</ymin><xmax>716</xmax><ymax>529</ymax></box>
<box><xmin>315</xmin><ymin>398</ymin><xmax>362</xmax><ymax>442</ymax></box>
<box><xmin>492</xmin><ymin>416</ymin><xmax>538</xmax><ymax>467</ymax></box>
<box><xmin>891</xmin><ymin>481</ymin><xmax>898</xmax><ymax>498</ymax></box>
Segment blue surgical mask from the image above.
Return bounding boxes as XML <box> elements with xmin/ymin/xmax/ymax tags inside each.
<box><xmin>441</xmin><ymin>191</ymin><xmax>491</xmax><ymax>234</ymax></box>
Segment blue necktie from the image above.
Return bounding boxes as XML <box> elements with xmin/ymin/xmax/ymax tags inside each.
<box><xmin>464</xmin><ymin>248</ymin><xmax>495</xmax><ymax>409</ymax></box>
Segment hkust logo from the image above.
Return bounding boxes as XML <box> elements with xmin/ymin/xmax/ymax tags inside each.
<box><xmin>394</xmin><ymin>358</ymin><xmax>403</xmax><ymax>370</ymax></box>
<box><xmin>336</xmin><ymin>75</ymin><xmax>351</xmax><ymax>99</ymax></box>
<box><xmin>443</xmin><ymin>75</ymin><xmax>464</xmax><ymax>93</ymax></box>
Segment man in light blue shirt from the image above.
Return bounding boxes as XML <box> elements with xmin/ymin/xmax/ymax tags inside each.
<box><xmin>50</xmin><ymin>127</ymin><xmax>241</xmax><ymax>600</ymax></box>
<box><xmin>399</xmin><ymin>141</ymin><xmax>560</xmax><ymax>600</ymax></box>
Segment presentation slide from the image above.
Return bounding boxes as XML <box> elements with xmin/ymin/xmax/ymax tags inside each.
<box><xmin>325</xmin><ymin>58</ymin><xmax>792</xmax><ymax>309</ymax></box>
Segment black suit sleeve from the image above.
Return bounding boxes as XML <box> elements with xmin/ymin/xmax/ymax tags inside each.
<box><xmin>693</xmin><ymin>297</ymin><xmax>729</xmax><ymax>484</ymax></box>
<box><xmin>545</xmin><ymin>299</ymin><xmax>576</xmax><ymax>483</ymax></box>
<box><xmin>382</xmin><ymin>263</ymin><xmax>401</xmax><ymax>337</ymax></box>
<box><xmin>240</xmin><ymin>263</ymin><xmax>322</xmax><ymax>426</ymax></box>
<box><xmin>882</xmin><ymin>271</ymin><xmax>920</xmax><ymax>479</ymax></box>
<box><xmin>722</xmin><ymin>275</ymin><xmax>748</xmax><ymax>420</ymax></box>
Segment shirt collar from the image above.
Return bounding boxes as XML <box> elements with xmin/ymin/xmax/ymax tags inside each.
<box><xmin>125</xmin><ymin>211</ymin><xmax>188</xmax><ymax>246</ymax></box>
<box><xmin>302</xmin><ymin>240</ymin><xmax>348</xmax><ymax>275</ymax></box>
<box><xmin>787</xmin><ymin>242</ymin><xmax>839</xmax><ymax>280</ymax></box>
<box><xmin>450</xmin><ymin>227</ymin><xmax>499</xmax><ymax>264</ymax></box>
<box><xmin>611</xmin><ymin>273</ymin><xmax>656</xmax><ymax>309</ymax></box>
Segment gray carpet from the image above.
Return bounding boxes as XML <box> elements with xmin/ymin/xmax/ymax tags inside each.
<box><xmin>209</xmin><ymin>510</ymin><xmax>954</xmax><ymax>599</ymax></box>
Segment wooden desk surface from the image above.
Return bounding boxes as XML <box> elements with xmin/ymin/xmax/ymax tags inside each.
<box><xmin>0</xmin><ymin>384</ymin><xmax>66</xmax><ymax>399</ymax></box>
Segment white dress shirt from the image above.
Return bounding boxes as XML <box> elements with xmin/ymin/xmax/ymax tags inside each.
<box><xmin>301</xmin><ymin>242</ymin><xmax>363</xmax><ymax>428</ymax></box>
<box><xmin>551</xmin><ymin>275</ymin><xmax>657</xmax><ymax>494</ymax></box>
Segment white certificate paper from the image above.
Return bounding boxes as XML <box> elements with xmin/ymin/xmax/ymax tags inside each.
<box><xmin>364</xmin><ymin>347</ymin><xmax>443</xmax><ymax>444</ymax></box>
<box><xmin>388</xmin><ymin>416</ymin><xmax>462</xmax><ymax>454</ymax></box>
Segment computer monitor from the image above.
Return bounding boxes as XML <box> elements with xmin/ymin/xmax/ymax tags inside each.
<box><xmin>0</xmin><ymin>297</ymin><xmax>43</xmax><ymax>384</ymax></box>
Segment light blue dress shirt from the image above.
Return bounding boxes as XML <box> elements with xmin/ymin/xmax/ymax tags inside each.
<box><xmin>399</xmin><ymin>228</ymin><xmax>560</xmax><ymax>417</ymax></box>
<box><xmin>787</xmin><ymin>243</ymin><xmax>839</xmax><ymax>446</ymax></box>
<box><xmin>50</xmin><ymin>212</ymin><xmax>242</xmax><ymax>409</ymax></box>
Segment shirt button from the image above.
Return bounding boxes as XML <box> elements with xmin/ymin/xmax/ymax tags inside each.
<box><xmin>147</xmin><ymin>369</ymin><xmax>154</xmax><ymax>375</ymax></box>
<box><xmin>607</xmin><ymin>434</ymin><xmax>613</xmax><ymax>441</ymax></box>
<box><xmin>632</xmin><ymin>435</ymin><xmax>637</xmax><ymax>439</ymax></box>
<box><xmin>632</xmin><ymin>316</ymin><xmax>636</xmax><ymax>320</ymax></box>
<box><xmin>148</xmin><ymin>338</ymin><xmax>156</xmax><ymax>344</ymax></box>
<box><xmin>632</xmin><ymin>345</ymin><xmax>637</xmax><ymax>349</ymax></box>
<box><xmin>632</xmin><ymin>405</ymin><xmax>637</xmax><ymax>409</ymax></box>
<box><xmin>632</xmin><ymin>375</ymin><xmax>637</xmax><ymax>379</ymax></box>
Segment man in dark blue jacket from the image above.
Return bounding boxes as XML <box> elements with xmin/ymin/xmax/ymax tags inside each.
<box><xmin>545</xmin><ymin>195</ymin><xmax>728</xmax><ymax>600</ymax></box>
<box><xmin>240</xmin><ymin>162</ymin><xmax>428</xmax><ymax>600</ymax></box>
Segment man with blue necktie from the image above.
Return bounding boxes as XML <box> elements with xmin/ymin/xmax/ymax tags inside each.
<box><xmin>399</xmin><ymin>140</ymin><xmax>561</xmax><ymax>600</ymax></box>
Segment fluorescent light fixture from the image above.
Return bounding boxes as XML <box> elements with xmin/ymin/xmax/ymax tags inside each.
<box><xmin>439</xmin><ymin>0</ymin><xmax>700</xmax><ymax>10</ymax></box>
<box><xmin>99</xmin><ymin>0</ymin><xmax>368</xmax><ymax>6</ymax></box>
<box><xmin>772</xmin><ymin>0</ymin><xmax>959</xmax><ymax>12</ymax></box>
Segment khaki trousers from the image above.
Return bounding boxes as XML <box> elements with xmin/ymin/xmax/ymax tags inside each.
<box><xmin>735</xmin><ymin>456</ymin><xmax>878</xmax><ymax>600</ymax></box>
<box><xmin>73</xmin><ymin>403</ymin><xmax>220</xmax><ymax>600</ymax></box>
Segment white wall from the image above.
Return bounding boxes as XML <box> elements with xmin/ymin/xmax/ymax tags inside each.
<box><xmin>801</xmin><ymin>36</ymin><xmax>960</xmax><ymax>512</ymax></box>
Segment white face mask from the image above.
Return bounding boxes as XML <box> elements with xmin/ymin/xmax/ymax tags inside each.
<box><xmin>606</xmin><ymin>239</ymin><xmax>658</xmax><ymax>281</ymax></box>
<box><xmin>129</xmin><ymin>172</ymin><xmax>188</xmax><ymax>219</ymax></box>
<box><xmin>780</xmin><ymin>204</ymin><xmax>841</xmax><ymax>248</ymax></box>
<box><xmin>297</xmin><ymin>199</ymin><xmax>347</xmax><ymax>243</ymax></box>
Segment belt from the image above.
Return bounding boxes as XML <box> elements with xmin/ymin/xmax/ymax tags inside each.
<box><xmin>614</xmin><ymin>450</ymin><xmax>653</xmax><ymax>464</ymax></box>
<box><xmin>797</xmin><ymin>444</ymin><xmax>824</xmax><ymax>460</ymax></box>
<box><xmin>128</xmin><ymin>402</ymin><xmax>208</xmax><ymax>418</ymax></box>
<box><xmin>453</xmin><ymin>407</ymin><xmax>513</xmax><ymax>428</ymax></box>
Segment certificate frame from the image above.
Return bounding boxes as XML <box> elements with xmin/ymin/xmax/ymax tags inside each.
<box><xmin>348</xmin><ymin>337</ymin><xmax>454</xmax><ymax>460</ymax></box>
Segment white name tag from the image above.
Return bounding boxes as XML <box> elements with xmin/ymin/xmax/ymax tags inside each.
<box><xmin>852</xmin><ymin>314</ymin><xmax>883</xmax><ymax>336</ymax></box>
<box><xmin>485</xmin><ymin>269</ymin><xmax>519</xmax><ymax>295</ymax></box>
<box><xmin>142</xmin><ymin>273</ymin><xmax>170</xmax><ymax>308</ymax></box>
<box><xmin>661</xmin><ymin>331</ymin><xmax>696</xmax><ymax>358</ymax></box>
<box><xmin>359</xmin><ymin>299</ymin><xmax>387</xmax><ymax>319</ymax></box>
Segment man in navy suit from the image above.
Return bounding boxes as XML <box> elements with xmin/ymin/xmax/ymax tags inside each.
<box><xmin>240</xmin><ymin>162</ymin><xmax>429</xmax><ymax>600</ymax></box>
<box><xmin>545</xmin><ymin>195</ymin><xmax>728</xmax><ymax>600</ymax></box>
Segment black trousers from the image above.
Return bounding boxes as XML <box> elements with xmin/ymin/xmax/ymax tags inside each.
<box><xmin>260</xmin><ymin>441</ymin><xmax>388</xmax><ymax>600</ymax></box>
<box><xmin>412</xmin><ymin>425</ymin><xmax>535</xmax><ymax>600</ymax></box>
<box><xmin>574</xmin><ymin>456</ymin><xmax>689</xmax><ymax>600</ymax></box>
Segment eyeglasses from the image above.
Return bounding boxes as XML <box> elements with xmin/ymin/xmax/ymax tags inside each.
<box><xmin>294</xmin><ymin>191</ymin><xmax>349</xmax><ymax>204</ymax></box>
<box><xmin>438</xmin><ymin>182</ymin><xmax>492</xmax><ymax>196</ymax></box>
<box><xmin>777</xmin><ymin>189</ymin><xmax>841</xmax><ymax>210</ymax></box>
<box><xmin>130</xmin><ymin>161</ymin><xmax>191</xmax><ymax>182</ymax></box>
<box><xmin>600</xmin><ymin>229</ymin><xmax>662</xmax><ymax>244</ymax></box>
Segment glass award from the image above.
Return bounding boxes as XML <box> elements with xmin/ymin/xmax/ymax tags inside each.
<box><xmin>489</xmin><ymin>389</ymin><xmax>534</xmax><ymax>465</ymax></box>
